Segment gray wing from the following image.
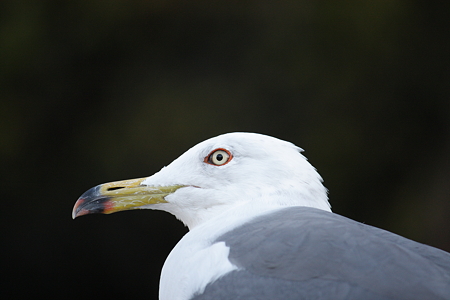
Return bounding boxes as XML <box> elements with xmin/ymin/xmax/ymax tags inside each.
<box><xmin>192</xmin><ymin>207</ymin><xmax>450</xmax><ymax>300</ymax></box>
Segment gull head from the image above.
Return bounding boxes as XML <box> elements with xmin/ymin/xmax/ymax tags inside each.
<box><xmin>73</xmin><ymin>132</ymin><xmax>330</xmax><ymax>229</ymax></box>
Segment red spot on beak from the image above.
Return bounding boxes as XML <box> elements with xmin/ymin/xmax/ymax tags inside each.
<box><xmin>103</xmin><ymin>200</ymin><xmax>116</xmax><ymax>214</ymax></box>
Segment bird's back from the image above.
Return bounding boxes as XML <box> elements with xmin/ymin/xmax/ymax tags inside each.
<box><xmin>192</xmin><ymin>207</ymin><xmax>450</xmax><ymax>300</ymax></box>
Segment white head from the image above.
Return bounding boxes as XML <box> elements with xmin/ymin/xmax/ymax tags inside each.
<box><xmin>73</xmin><ymin>132</ymin><xmax>330</xmax><ymax>229</ymax></box>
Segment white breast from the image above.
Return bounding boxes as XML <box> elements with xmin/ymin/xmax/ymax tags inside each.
<box><xmin>159</xmin><ymin>229</ymin><xmax>239</xmax><ymax>300</ymax></box>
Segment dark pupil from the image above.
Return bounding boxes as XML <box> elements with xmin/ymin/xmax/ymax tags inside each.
<box><xmin>216</xmin><ymin>153</ymin><xmax>223</xmax><ymax>161</ymax></box>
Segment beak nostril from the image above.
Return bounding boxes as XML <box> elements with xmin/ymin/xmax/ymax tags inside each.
<box><xmin>107</xmin><ymin>187</ymin><xmax>124</xmax><ymax>191</ymax></box>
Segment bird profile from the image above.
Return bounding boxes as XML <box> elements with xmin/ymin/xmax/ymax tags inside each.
<box><xmin>73</xmin><ymin>132</ymin><xmax>450</xmax><ymax>300</ymax></box>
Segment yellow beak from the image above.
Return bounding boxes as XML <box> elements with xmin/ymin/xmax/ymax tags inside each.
<box><xmin>72</xmin><ymin>177</ymin><xmax>184</xmax><ymax>219</ymax></box>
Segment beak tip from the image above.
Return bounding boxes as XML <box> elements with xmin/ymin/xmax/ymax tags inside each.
<box><xmin>72</xmin><ymin>193</ymin><xmax>112</xmax><ymax>218</ymax></box>
<box><xmin>72</xmin><ymin>209</ymin><xmax>87</xmax><ymax>219</ymax></box>
<box><xmin>72</xmin><ymin>198</ymin><xmax>86</xmax><ymax>219</ymax></box>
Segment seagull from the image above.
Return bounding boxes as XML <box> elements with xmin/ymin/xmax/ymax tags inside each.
<box><xmin>73</xmin><ymin>132</ymin><xmax>450</xmax><ymax>300</ymax></box>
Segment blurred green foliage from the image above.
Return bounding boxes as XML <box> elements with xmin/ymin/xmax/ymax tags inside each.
<box><xmin>1</xmin><ymin>1</ymin><xmax>449</xmax><ymax>299</ymax></box>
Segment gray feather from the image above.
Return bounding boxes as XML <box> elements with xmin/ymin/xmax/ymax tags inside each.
<box><xmin>192</xmin><ymin>207</ymin><xmax>450</xmax><ymax>300</ymax></box>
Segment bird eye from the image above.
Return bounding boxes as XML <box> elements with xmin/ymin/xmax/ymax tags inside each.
<box><xmin>205</xmin><ymin>149</ymin><xmax>232</xmax><ymax>166</ymax></box>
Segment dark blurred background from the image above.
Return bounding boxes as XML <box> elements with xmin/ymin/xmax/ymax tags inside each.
<box><xmin>1</xmin><ymin>1</ymin><xmax>449</xmax><ymax>299</ymax></box>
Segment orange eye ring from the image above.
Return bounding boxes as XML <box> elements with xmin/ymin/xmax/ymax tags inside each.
<box><xmin>204</xmin><ymin>148</ymin><xmax>233</xmax><ymax>166</ymax></box>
